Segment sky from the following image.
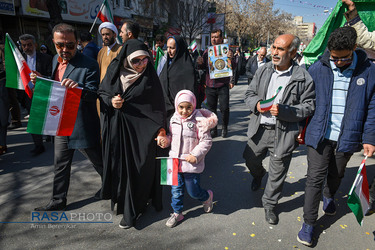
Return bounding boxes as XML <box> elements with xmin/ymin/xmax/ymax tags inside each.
<box><xmin>273</xmin><ymin>0</ymin><xmax>341</xmax><ymax>30</ymax></box>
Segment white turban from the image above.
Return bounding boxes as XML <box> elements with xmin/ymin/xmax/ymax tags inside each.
<box><xmin>98</xmin><ymin>22</ymin><xmax>118</xmax><ymax>36</ymax></box>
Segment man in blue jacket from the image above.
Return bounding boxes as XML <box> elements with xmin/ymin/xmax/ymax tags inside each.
<box><xmin>297</xmin><ymin>26</ymin><xmax>375</xmax><ymax>246</ymax></box>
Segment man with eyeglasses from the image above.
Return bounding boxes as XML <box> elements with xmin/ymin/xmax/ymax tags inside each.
<box><xmin>19</xmin><ymin>34</ymin><xmax>52</xmax><ymax>156</ymax></box>
<box><xmin>33</xmin><ymin>23</ymin><xmax>103</xmax><ymax>211</ymax></box>
<box><xmin>245</xmin><ymin>46</ymin><xmax>270</xmax><ymax>85</ymax></box>
<box><xmin>297</xmin><ymin>26</ymin><xmax>375</xmax><ymax>246</ymax></box>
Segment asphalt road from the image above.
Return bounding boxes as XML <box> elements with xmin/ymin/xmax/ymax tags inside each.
<box><xmin>0</xmin><ymin>76</ymin><xmax>374</xmax><ymax>249</ymax></box>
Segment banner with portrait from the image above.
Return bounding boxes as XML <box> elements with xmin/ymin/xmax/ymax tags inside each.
<box><xmin>208</xmin><ymin>44</ymin><xmax>233</xmax><ymax>79</ymax></box>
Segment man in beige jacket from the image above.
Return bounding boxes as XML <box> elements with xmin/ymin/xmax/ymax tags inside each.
<box><xmin>97</xmin><ymin>22</ymin><xmax>122</xmax><ymax>115</ymax></box>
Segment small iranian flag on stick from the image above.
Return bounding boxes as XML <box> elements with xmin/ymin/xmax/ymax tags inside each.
<box><xmin>260</xmin><ymin>86</ymin><xmax>282</xmax><ymax>112</ymax></box>
<box><xmin>4</xmin><ymin>33</ymin><xmax>33</xmax><ymax>98</ymax></box>
<box><xmin>347</xmin><ymin>157</ymin><xmax>370</xmax><ymax>226</ymax></box>
<box><xmin>189</xmin><ymin>40</ymin><xmax>198</xmax><ymax>52</ymax></box>
<box><xmin>159</xmin><ymin>158</ymin><xmax>179</xmax><ymax>186</ymax></box>
<box><xmin>27</xmin><ymin>77</ymin><xmax>82</xmax><ymax>136</ymax></box>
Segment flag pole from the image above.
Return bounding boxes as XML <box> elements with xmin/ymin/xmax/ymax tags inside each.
<box><xmin>156</xmin><ymin>157</ymin><xmax>186</xmax><ymax>160</ymax></box>
<box><xmin>89</xmin><ymin>1</ymin><xmax>104</xmax><ymax>33</ymax></box>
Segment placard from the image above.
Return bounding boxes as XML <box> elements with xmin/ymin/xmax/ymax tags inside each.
<box><xmin>208</xmin><ymin>44</ymin><xmax>233</xmax><ymax>79</ymax></box>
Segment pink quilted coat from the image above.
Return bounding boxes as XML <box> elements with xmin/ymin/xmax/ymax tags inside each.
<box><xmin>165</xmin><ymin>90</ymin><xmax>218</xmax><ymax>173</ymax></box>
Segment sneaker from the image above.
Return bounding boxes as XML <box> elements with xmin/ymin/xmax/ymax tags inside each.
<box><xmin>119</xmin><ymin>218</ymin><xmax>131</xmax><ymax>229</ymax></box>
<box><xmin>322</xmin><ymin>196</ymin><xmax>336</xmax><ymax>215</ymax></box>
<box><xmin>203</xmin><ymin>190</ymin><xmax>214</xmax><ymax>213</ymax></box>
<box><xmin>166</xmin><ymin>213</ymin><xmax>184</xmax><ymax>228</ymax></box>
<box><xmin>297</xmin><ymin>223</ymin><xmax>314</xmax><ymax>246</ymax></box>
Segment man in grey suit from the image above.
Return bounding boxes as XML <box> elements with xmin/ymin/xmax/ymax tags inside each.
<box><xmin>246</xmin><ymin>47</ymin><xmax>270</xmax><ymax>84</ymax></box>
<box><xmin>19</xmin><ymin>33</ymin><xmax>53</xmax><ymax>156</ymax></box>
<box><xmin>33</xmin><ymin>23</ymin><xmax>103</xmax><ymax>211</ymax></box>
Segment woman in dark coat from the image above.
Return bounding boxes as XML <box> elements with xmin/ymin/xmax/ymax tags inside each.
<box><xmin>159</xmin><ymin>35</ymin><xmax>196</xmax><ymax>120</ymax></box>
<box><xmin>98</xmin><ymin>39</ymin><xmax>166</xmax><ymax>229</ymax></box>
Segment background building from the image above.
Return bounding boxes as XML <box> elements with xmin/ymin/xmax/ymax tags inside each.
<box><xmin>294</xmin><ymin>16</ymin><xmax>317</xmax><ymax>44</ymax></box>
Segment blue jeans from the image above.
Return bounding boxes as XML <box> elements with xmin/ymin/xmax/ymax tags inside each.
<box><xmin>171</xmin><ymin>173</ymin><xmax>209</xmax><ymax>214</ymax></box>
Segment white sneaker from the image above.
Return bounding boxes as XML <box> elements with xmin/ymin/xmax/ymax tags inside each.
<box><xmin>203</xmin><ymin>190</ymin><xmax>213</xmax><ymax>213</ymax></box>
<box><xmin>166</xmin><ymin>213</ymin><xmax>184</xmax><ymax>228</ymax></box>
<box><xmin>24</xmin><ymin>115</ymin><xmax>29</xmax><ymax>119</ymax></box>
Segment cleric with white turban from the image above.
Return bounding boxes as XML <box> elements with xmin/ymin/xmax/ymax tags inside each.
<box><xmin>98</xmin><ymin>22</ymin><xmax>118</xmax><ymax>36</ymax></box>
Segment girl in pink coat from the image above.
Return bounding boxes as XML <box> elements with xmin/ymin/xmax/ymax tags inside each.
<box><xmin>157</xmin><ymin>89</ymin><xmax>218</xmax><ymax>228</ymax></box>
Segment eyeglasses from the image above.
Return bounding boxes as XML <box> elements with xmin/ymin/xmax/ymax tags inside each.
<box><xmin>131</xmin><ymin>57</ymin><xmax>149</xmax><ymax>66</ymax></box>
<box><xmin>329</xmin><ymin>57</ymin><xmax>352</xmax><ymax>63</ymax></box>
<box><xmin>54</xmin><ymin>42</ymin><xmax>76</xmax><ymax>50</ymax></box>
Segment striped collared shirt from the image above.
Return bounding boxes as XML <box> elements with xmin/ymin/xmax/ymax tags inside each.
<box><xmin>325</xmin><ymin>51</ymin><xmax>357</xmax><ymax>141</ymax></box>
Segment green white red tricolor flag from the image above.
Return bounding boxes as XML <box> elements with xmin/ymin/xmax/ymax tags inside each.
<box><xmin>159</xmin><ymin>158</ymin><xmax>179</xmax><ymax>186</ymax></box>
<box><xmin>189</xmin><ymin>40</ymin><xmax>198</xmax><ymax>52</ymax></box>
<box><xmin>260</xmin><ymin>86</ymin><xmax>282</xmax><ymax>112</ymax></box>
<box><xmin>27</xmin><ymin>77</ymin><xmax>82</xmax><ymax>136</ymax></box>
<box><xmin>4</xmin><ymin>33</ymin><xmax>33</xmax><ymax>98</ymax></box>
<box><xmin>154</xmin><ymin>47</ymin><xmax>167</xmax><ymax>76</ymax></box>
<box><xmin>347</xmin><ymin>156</ymin><xmax>370</xmax><ymax>226</ymax></box>
<box><xmin>97</xmin><ymin>0</ymin><xmax>114</xmax><ymax>23</ymax></box>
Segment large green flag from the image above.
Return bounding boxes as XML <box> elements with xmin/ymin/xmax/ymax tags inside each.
<box><xmin>303</xmin><ymin>0</ymin><xmax>375</xmax><ymax>67</ymax></box>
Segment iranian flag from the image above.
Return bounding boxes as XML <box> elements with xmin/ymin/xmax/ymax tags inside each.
<box><xmin>4</xmin><ymin>33</ymin><xmax>33</xmax><ymax>98</ymax></box>
<box><xmin>260</xmin><ymin>86</ymin><xmax>282</xmax><ymax>112</ymax></box>
<box><xmin>189</xmin><ymin>40</ymin><xmax>198</xmax><ymax>52</ymax></box>
<box><xmin>27</xmin><ymin>77</ymin><xmax>82</xmax><ymax>136</ymax></box>
<box><xmin>154</xmin><ymin>47</ymin><xmax>167</xmax><ymax>76</ymax></box>
<box><xmin>347</xmin><ymin>157</ymin><xmax>370</xmax><ymax>226</ymax></box>
<box><xmin>97</xmin><ymin>0</ymin><xmax>114</xmax><ymax>23</ymax></box>
<box><xmin>160</xmin><ymin>158</ymin><xmax>179</xmax><ymax>186</ymax></box>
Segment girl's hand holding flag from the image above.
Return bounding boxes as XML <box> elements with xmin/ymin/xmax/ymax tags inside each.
<box><xmin>185</xmin><ymin>154</ymin><xmax>197</xmax><ymax>164</ymax></box>
<box><xmin>363</xmin><ymin>144</ymin><xmax>375</xmax><ymax>157</ymax></box>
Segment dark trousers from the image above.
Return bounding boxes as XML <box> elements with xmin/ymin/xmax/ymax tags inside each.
<box><xmin>52</xmin><ymin>136</ymin><xmax>103</xmax><ymax>203</ymax></box>
<box><xmin>370</xmin><ymin>177</ymin><xmax>375</xmax><ymax>203</ymax></box>
<box><xmin>205</xmin><ymin>84</ymin><xmax>229</xmax><ymax>128</ymax></box>
<box><xmin>303</xmin><ymin>139</ymin><xmax>352</xmax><ymax>225</ymax></box>
<box><xmin>7</xmin><ymin>88</ymin><xmax>20</xmax><ymax>122</ymax></box>
<box><xmin>25</xmin><ymin>96</ymin><xmax>43</xmax><ymax>147</ymax></box>
<box><xmin>0</xmin><ymin>83</ymin><xmax>8</xmax><ymax>146</ymax></box>
<box><xmin>243</xmin><ymin>126</ymin><xmax>292</xmax><ymax>208</ymax></box>
<box><xmin>0</xmin><ymin>126</ymin><xmax>6</xmax><ymax>146</ymax></box>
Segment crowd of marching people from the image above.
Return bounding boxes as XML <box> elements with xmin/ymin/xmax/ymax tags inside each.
<box><xmin>1</xmin><ymin>0</ymin><xmax>375</xmax><ymax>247</ymax></box>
